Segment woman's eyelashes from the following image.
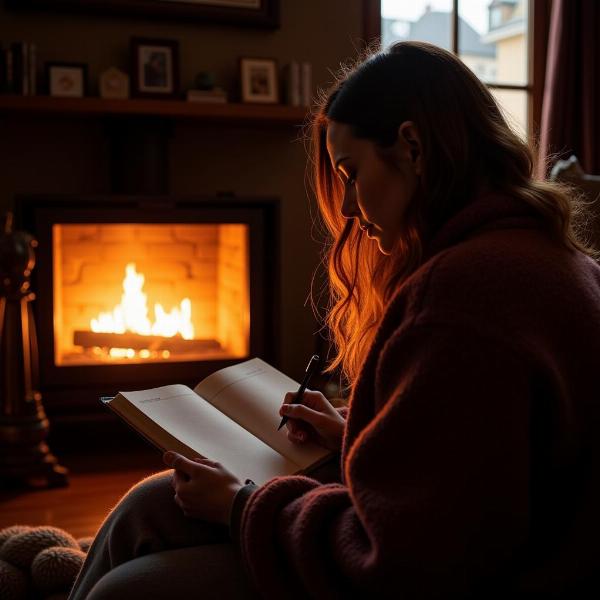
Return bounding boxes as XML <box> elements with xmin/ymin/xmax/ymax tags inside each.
<box><xmin>345</xmin><ymin>172</ymin><xmax>356</xmax><ymax>186</ymax></box>
<box><xmin>336</xmin><ymin>166</ymin><xmax>356</xmax><ymax>187</ymax></box>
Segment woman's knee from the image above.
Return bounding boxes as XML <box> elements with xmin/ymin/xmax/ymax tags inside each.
<box><xmin>101</xmin><ymin>469</ymin><xmax>174</xmax><ymax>538</ymax></box>
<box><xmin>110</xmin><ymin>470</ymin><xmax>173</xmax><ymax>515</ymax></box>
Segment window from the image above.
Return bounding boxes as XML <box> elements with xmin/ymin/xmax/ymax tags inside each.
<box><xmin>490</xmin><ymin>6</ymin><xmax>503</xmax><ymax>29</ymax></box>
<box><xmin>372</xmin><ymin>0</ymin><xmax>537</xmax><ymax>140</ymax></box>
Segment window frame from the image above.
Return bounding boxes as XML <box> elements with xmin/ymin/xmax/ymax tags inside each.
<box><xmin>362</xmin><ymin>0</ymin><xmax>548</xmax><ymax>140</ymax></box>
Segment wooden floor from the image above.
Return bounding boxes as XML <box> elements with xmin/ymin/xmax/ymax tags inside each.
<box><xmin>0</xmin><ymin>436</ymin><xmax>166</xmax><ymax>540</ymax></box>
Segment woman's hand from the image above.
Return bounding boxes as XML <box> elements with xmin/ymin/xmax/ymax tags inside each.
<box><xmin>280</xmin><ymin>390</ymin><xmax>346</xmax><ymax>452</ymax></box>
<box><xmin>163</xmin><ymin>451</ymin><xmax>243</xmax><ymax>525</ymax></box>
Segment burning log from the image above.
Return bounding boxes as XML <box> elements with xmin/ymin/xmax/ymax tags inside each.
<box><xmin>73</xmin><ymin>331</ymin><xmax>221</xmax><ymax>353</ymax></box>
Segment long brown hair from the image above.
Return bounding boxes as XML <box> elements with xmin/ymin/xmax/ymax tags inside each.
<box><xmin>309</xmin><ymin>41</ymin><xmax>595</xmax><ymax>386</ymax></box>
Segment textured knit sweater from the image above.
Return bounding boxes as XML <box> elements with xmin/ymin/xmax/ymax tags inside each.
<box><xmin>230</xmin><ymin>192</ymin><xmax>600</xmax><ymax>599</ymax></box>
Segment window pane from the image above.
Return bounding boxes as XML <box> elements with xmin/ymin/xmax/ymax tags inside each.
<box><xmin>458</xmin><ymin>0</ymin><xmax>528</xmax><ymax>85</ymax></box>
<box><xmin>381</xmin><ymin>0</ymin><xmax>453</xmax><ymax>51</ymax></box>
<box><xmin>491</xmin><ymin>88</ymin><xmax>528</xmax><ymax>139</ymax></box>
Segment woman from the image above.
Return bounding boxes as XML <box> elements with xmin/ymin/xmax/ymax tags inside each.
<box><xmin>69</xmin><ymin>41</ymin><xmax>600</xmax><ymax>599</ymax></box>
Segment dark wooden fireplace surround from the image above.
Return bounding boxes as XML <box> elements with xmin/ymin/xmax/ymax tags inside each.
<box><xmin>14</xmin><ymin>117</ymin><xmax>280</xmax><ymax>438</ymax></box>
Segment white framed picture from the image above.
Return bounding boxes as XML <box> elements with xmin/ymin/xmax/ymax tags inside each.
<box><xmin>240</xmin><ymin>57</ymin><xmax>278</xmax><ymax>104</ymax></box>
<box><xmin>46</xmin><ymin>62</ymin><xmax>87</xmax><ymax>97</ymax></box>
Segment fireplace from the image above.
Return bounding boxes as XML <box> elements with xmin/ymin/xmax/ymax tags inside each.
<box><xmin>16</xmin><ymin>194</ymin><xmax>279</xmax><ymax>422</ymax></box>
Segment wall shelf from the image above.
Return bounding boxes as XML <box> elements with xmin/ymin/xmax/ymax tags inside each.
<box><xmin>0</xmin><ymin>95</ymin><xmax>309</xmax><ymax>126</ymax></box>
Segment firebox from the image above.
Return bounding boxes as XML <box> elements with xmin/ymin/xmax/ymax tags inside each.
<box><xmin>16</xmin><ymin>195</ymin><xmax>279</xmax><ymax>422</ymax></box>
<box><xmin>53</xmin><ymin>223</ymin><xmax>249</xmax><ymax>366</ymax></box>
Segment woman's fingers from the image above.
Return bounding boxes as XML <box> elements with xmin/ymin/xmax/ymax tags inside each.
<box><xmin>283</xmin><ymin>389</ymin><xmax>323</xmax><ymax>406</ymax></box>
<box><xmin>193</xmin><ymin>457</ymin><xmax>219</xmax><ymax>468</ymax></box>
<box><xmin>282</xmin><ymin>391</ymin><xmax>298</xmax><ymax>406</ymax></box>
<box><xmin>287</xmin><ymin>428</ymin><xmax>307</xmax><ymax>443</ymax></box>
<box><xmin>163</xmin><ymin>451</ymin><xmax>197</xmax><ymax>475</ymax></box>
<box><xmin>280</xmin><ymin>402</ymin><xmax>325</xmax><ymax>428</ymax></box>
<box><xmin>279</xmin><ymin>390</ymin><xmax>345</xmax><ymax>450</ymax></box>
<box><xmin>167</xmin><ymin>453</ymin><xmax>219</xmax><ymax>488</ymax></box>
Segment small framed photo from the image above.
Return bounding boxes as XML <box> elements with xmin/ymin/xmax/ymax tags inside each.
<box><xmin>240</xmin><ymin>57</ymin><xmax>278</xmax><ymax>104</ymax></box>
<box><xmin>46</xmin><ymin>62</ymin><xmax>87</xmax><ymax>97</ymax></box>
<box><xmin>131</xmin><ymin>37</ymin><xmax>180</xmax><ymax>99</ymax></box>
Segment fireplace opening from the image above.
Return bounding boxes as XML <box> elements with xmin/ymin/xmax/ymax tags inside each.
<box><xmin>52</xmin><ymin>223</ymin><xmax>250</xmax><ymax>366</ymax></box>
<box><xmin>16</xmin><ymin>195</ymin><xmax>278</xmax><ymax>421</ymax></box>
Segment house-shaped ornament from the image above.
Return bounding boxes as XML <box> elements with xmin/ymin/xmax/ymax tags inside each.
<box><xmin>100</xmin><ymin>67</ymin><xmax>130</xmax><ymax>99</ymax></box>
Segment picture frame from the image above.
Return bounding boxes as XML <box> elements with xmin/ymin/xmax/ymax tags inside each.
<box><xmin>46</xmin><ymin>62</ymin><xmax>87</xmax><ymax>98</ymax></box>
<box><xmin>8</xmin><ymin>1</ymin><xmax>280</xmax><ymax>29</ymax></box>
<box><xmin>239</xmin><ymin>57</ymin><xmax>279</xmax><ymax>104</ymax></box>
<box><xmin>131</xmin><ymin>37</ymin><xmax>180</xmax><ymax>99</ymax></box>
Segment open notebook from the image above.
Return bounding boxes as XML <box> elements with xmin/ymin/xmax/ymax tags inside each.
<box><xmin>102</xmin><ymin>358</ymin><xmax>332</xmax><ymax>485</ymax></box>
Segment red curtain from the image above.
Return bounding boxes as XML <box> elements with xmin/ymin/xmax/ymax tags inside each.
<box><xmin>539</xmin><ymin>0</ymin><xmax>600</xmax><ymax>175</ymax></box>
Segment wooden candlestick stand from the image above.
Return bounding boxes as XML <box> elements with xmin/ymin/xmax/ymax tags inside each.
<box><xmin>0</xmin><ymin>213</ymin><xmax>68</xmax><ymax>488</ymax></box>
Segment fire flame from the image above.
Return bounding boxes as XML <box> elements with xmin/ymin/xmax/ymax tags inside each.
<box><xmin>90</xmin><ymin>263</ymin><xmax>195</xmax><ymax>339</ymax></box>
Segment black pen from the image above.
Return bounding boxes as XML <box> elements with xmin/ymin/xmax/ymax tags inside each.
<box><xmin>277</xmin><ymin>354</ymin><xmax>320</xmax><ymax>431</ymax></box>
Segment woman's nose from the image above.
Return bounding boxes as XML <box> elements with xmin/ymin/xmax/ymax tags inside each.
<box><xmin>341</xmin><ymin>187</ymin><xmax>359</xmax><ymax>219</ymax></box>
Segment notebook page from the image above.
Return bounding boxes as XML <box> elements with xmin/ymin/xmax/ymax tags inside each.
<box><xmin>118</xmin><ymin>384</ymin><xmax>299</xmax><ymax>485</ymax></box>
<box><xmin>193</xmin><ymin>358</ymin><xmax>330</xmax><ymax>470</ymax></box>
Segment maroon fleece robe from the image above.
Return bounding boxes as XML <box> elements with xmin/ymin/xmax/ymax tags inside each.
<box><xmin>234</xmin><ymin>193</ymin><xmax>600</xmax><ymax>599</ymax></box>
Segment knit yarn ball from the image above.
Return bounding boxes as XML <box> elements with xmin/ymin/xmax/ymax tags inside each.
<box><xmin>0</xmin><ymin>526</ymin><xmax>79</xmax><ymax>570</ymax></box>
<box><xmin>31</xmin><ymin>546</ymin><xmax>86</xmax><ymax>595</ymax></box>
<box><xmin>0</xmin><ymin>526</ymin><xmax>32</xmax><ymax>551</ymax></box>
<box><xmin>0</xmin><ymin>557</ymin><xmax>28</xmax><ymax>600</ymax></box>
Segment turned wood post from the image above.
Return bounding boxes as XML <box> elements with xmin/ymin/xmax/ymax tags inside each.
<box><xmin>0</xmin><ymin>212</ymin><xmax>68</xmax><ymax>488</ymax></box>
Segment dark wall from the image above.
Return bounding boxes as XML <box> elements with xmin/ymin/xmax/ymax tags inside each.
<box><xmin>0</xmin><ymin>0</ymin><xmax>363</xmax><ymax>380</ymax></box>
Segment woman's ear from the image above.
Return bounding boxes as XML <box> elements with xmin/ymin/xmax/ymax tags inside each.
<box><xmin>397</xmin><ymin>121</ymin><xmax>423</xmax><ymax>176</ymax></box>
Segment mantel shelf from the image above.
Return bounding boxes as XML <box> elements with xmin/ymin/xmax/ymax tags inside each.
<box><xmin>0</xmin><ymin>95</ymin><xmax>309</xmax><ymax>125</ymax></box>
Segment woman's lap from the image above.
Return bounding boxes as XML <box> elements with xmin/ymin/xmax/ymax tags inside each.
<box><xmin>69</xmin><ymin>470</ymin><xmax>256</xmax><ymax>599</ymax></box>
<box><xmin>72</xmin><ymin>459</ymin><xmax>343</xmax><ymax>599</ymax></box>
<box><xmin>102</xmin><ymin>469</ymin><xmax>232</xmax><ymax>551</ymax></box>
